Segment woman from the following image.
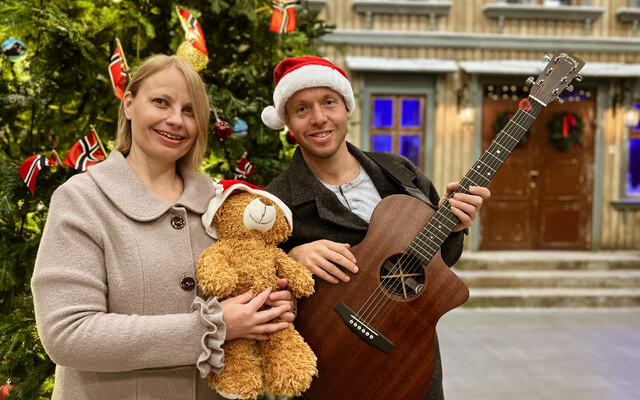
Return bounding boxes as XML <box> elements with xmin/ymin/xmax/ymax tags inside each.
<box><xmin>32</xmin><ymin>54</ymin><xmax>293</xmax><ymax>400</ymax></box>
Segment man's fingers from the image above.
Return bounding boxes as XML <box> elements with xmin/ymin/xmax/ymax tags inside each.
<box><xmin>308</xmin><ymin>265</ymin><xmax>339</xmax><ymax>284</ymax></box>
<box><xmin>316</xmin><ymin>259</ymin><xmax>351</xmax><ymax>282</ymax></box>
<box><xmin>276</xmin><ymin>278</ymin><xmax>288</xmax><ymax>289</ymax></box>
<box><xmin>324</xmin><ymin>241</ymin><xmax>357</xmax><ymax>264</ymax></box>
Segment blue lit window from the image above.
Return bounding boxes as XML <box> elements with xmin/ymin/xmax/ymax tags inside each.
<box><xmin>372</xmin><ymin>135</ymin><xmax>392</xmax><ymax>153</ymax></box>
<box><xmin>401</xmin><ymin>99</ymin><xmax>421</xmax><ymax>128</ymax></box>
<box><xmin>628</xmin><ymin>138</ymin><xmax>640</xmax><ymax>196</ymax></box>
<box><xmin>373</xmin><ymin>99</ymin><xmax>394</xmax><ymax>128</ymax></box>
<box><xmin>400</xmin><ymin>136</ymin><xmax>421</xmax><ymax>166</ymax></box>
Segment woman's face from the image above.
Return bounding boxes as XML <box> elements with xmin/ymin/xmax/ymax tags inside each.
<box><xmin>123</xmin><ymin>67</ymin><xmax>198</xmax><ymax>166</ymax></box>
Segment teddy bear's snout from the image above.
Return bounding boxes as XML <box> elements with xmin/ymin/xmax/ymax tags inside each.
<box><xmin>243</xmin><ymin>197</ymin><xmax>277</xmax><ymax>232</ymax></box>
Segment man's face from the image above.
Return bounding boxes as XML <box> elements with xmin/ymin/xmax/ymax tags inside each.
<box><xmin>284</xmin><ymin>86</ymin><xmax>350</xmax><ymax>162</ymax></box>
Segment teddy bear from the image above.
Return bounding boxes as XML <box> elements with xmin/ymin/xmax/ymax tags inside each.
<box><xmin>198</xmin><ymin>180</ymin><xmax>317</xmax><ymax>399</ymax></box>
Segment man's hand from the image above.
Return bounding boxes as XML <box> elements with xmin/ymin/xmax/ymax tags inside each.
<box><xmin>288</xmin><ymin>240</ymin><xmax>358</xmax><ymax>284</ymax></box>
<box><xmin>439</xmin><ymin>182</ymin><xmax>491</xmax><ymax>232</ymax></box>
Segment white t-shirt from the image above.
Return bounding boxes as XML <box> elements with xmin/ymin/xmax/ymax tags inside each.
<box><xmin>321</xmin><ymin>167</ymin><xmax>382</xmax><ymax>223</ymax></box>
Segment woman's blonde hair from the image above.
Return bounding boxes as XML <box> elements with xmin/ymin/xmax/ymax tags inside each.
<box><xmin>114</xmin><ymin>54</ymin><xmax>210</xmax><ymax>170</ymax></box>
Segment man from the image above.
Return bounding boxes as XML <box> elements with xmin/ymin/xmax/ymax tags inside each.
<box><xmin>264</xmin><ymin>56</ymin><xmax>490</xmax><ymax>399</ymax></box>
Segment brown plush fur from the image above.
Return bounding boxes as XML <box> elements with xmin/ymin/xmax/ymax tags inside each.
<box><xmin>198</xmin><ymin>192</ymin><xmax>317</xmax><ymax>399</ymax></box>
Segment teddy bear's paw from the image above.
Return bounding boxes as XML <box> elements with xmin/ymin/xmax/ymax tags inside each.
<box><xmin>259</xmin><ymin>327</ymin><xmax>318</xmax><ymax>397</ymax></box>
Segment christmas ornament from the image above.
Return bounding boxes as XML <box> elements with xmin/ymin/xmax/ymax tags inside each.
<box><xmin>548</xmin><ymin>111</ymin><xmax>583</xmax><ymax>151</ymax></box>
<box><xmin>63</xmin><ymin>126</ymin><xmax>107</xmax><ymax>171</ymax></box>
<box><xmin>286</xmin><ymin>130</ymin><xmax>297</xmax><ymax>145</ymax></box>
<box><xmin>214</xmin><ymin>120</ymin><xmax>232</xmax><ymax>140</ymax></box>
<box><xmin>108</xmin><ymin>39</ymin><xmax>129</xmax><ymax>100</ymax></box>
<box><xmin>233</xmin><ymin>153</ymin><xmax>257</xmax><ymax>179</ymax></box>
<box><xmin>1</xmin><ymin>38</ymin><xmax>27</xmax><ymax>62</ymax></box>
<box><xmin>0</xmin><ymin>382</ymin><xmax>13</xmax><ymax>400</ymax></box>
<box><xmin>231</xmin><ymin>118</ymin><xmax>248</xmax><ymax>138</ymax></box>
<box><xmin>176</xmin><ymin>8</ymin><xmax>208</xmax><ymax>72</ymax></box>
<box><xmin>493</xmin><ymin>110</ymin><xmax>532</xmax><ymax>148</ymax></box>
<box><xmin>270</xmin><ymin>1</ymin><xmax>297</xmax><ymax>33</ymax></box>
<box><xmin>176</xmin><ymin>41</ymin><xmax>208</xmax><ymax>72</ymax></box>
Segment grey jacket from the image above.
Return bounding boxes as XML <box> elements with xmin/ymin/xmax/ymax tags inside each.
<box><xmin>32</xmin><ymin>151</ymin><xmax>226</xmax><ymax>400</ymax></box>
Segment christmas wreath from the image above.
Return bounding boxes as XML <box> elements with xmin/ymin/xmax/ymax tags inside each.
<box><xmin>493</xmin><ymin>111</ymin><xmax>532</xmax><ymax>148</ymax></box>
<box><xmin>547</xmin><ymin>111</ymin><xmax>583</xmax><ymax>151</ymax></box>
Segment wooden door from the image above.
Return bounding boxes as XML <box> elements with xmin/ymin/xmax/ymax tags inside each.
<box><xmin>479</xmin><ymin>93</ymin><xmax>594</xmax><ymax>250</ymax></box>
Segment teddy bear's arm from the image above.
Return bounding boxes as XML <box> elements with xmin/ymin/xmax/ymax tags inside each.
<box><xmin>197</xmin><ymin>243</ymin><xmax>238</xmax><ymax>298</ymax></box>
<box><xmin>274</xmin><ymin>249</ymin><xmax>315</xmax><ymax>298</ymax></box>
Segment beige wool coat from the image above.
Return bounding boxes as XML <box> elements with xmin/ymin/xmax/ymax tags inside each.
<box><xmin>32</xmin><ymin>151</ymin><xmax>227</xmax><ymax>400</ymax></box>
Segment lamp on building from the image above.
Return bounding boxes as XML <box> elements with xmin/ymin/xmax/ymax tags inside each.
<box><xmin>459</xmin><ymin>106</ymin><xmax>476</xmax><ymax>126</ymax></box>
<box><xmin>624</xmin><ymin>107</ymin><xmax>640</xmax><ymax>128</ymax></box>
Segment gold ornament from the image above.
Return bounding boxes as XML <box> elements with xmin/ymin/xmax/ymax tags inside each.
<box><xmin>176</xmin><ymin>41</ymin><xmax>208</xmax><ymax>72</ymax></box>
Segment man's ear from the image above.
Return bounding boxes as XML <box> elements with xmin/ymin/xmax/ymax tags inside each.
<box><xmin>122</xmin><ymin>91</ymin><xmax>133</xmax><ymax>120</ymax></box>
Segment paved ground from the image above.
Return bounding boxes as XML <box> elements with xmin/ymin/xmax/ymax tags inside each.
<box><xmin>437</xmin><ymin>308</ymin><xmax>640</xmax><ymax>400</ymax></box>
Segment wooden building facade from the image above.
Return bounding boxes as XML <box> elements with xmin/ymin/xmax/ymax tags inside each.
<box><xmin>303</xmin><ymin>0</ymin><xmax>640</xmax><ymax>250</ymax></box>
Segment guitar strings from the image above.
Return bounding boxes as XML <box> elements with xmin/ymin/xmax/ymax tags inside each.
<box><xmin>360</xmin><ymin>104</ymin><xmax>540</xmax><ymax>325</ymax></box>
<box><xmin>359</xmin><ymin>106</ymin><xmax>534</xmax><ymax>325</ymax></box>
<box><xmin>354</xmin><ymin>104</ymin><xmax>540</xmax><ymax>327</ymax></box>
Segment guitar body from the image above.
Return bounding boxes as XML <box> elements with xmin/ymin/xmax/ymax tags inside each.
<box><xmin>296</xmin><ymin>194</ymin><xmax>469</xmax><ymax>400</ymax></box>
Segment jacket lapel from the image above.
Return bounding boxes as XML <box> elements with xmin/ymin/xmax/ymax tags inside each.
<box><xmin>284</xmin><ymin>148</ymin><xmax>369</xmax><ymax>231</ymax></box>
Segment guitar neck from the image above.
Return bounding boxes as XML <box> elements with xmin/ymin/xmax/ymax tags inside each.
<box><xmin>407</xmin><ymin>96</ymin><xmax>545</xmax><ymax>263</ymax></box>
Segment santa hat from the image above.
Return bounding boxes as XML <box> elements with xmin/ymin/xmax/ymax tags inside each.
<box><xmin>201</xmin><ymin>180</ymin><xmax>293</xmax><ymax>239</ymax></box>
<box><xmin>261</xmin><ymin>56</ymin><xmax>355</xmax><ymax>130</ymax></box>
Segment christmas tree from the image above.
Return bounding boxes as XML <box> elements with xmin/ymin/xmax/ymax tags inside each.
<box><xmin>0</xmin><ymin>1</ymin><xmax>331</xmax><ymax>397</ymax></box>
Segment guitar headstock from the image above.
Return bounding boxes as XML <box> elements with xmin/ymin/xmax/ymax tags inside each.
<box><xmin>529</xmin><ymin>51</ymin><xmax>585</xmax><ymax>105</ymax></box>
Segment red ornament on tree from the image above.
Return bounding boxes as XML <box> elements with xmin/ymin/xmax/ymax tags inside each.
<box><xmin>0</xmin><ymin>383</ymin><xmax>13</xmax><ymax>400</ymax></box>
<box><xmin>213</xmin><ymin>121</ymin><xmax>232</xmax><ymax>140</ymax></box>
<box><xmin>286</xmin><ymin>130</ymin><xmax>297</xmax><ymax>145</ymax></box>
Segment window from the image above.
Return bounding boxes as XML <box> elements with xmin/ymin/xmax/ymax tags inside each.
<box><xmin>371</xmin><ymin>95</ymin><xmax>425</xmax><ymax>168</ymax></box>
<box><xmin>628</xmin><ymin>102</ymin><xmax>640</xmax><ymax>197</ymax></box>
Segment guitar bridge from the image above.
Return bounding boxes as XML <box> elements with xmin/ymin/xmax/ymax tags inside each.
<box><xmin>334</xmin><ymin>302</ymin><xmax>393</xmax><ymax>353</ymax></box>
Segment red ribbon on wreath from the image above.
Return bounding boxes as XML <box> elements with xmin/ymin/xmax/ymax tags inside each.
<box><xmin>562</xmin><ymin>113</ymin><xmax>576</xmax><ymax>139</ymax></box>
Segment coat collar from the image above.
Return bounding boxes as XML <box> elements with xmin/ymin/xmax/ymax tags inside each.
<box><xmin>283</xmin><ymin>142</ymin><xmax>400</xmax><ymax>231</ymax></box>
<box><xmin>88</xmin><ymin>151</ymin><xmax>214</xmax><ymax>221</ymax></box>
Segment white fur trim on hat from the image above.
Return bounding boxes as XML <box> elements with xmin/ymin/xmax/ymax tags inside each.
<box><xmin>261</xmin><ymin>64</ymin><xmax>355</xmax><ymax>129</ymax></box>
<box><xmin>201</xmin><ymin>181</ymin><xmax>293</xmax><ymax>240</ymax></box>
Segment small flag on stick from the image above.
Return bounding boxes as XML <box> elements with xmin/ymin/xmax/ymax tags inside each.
<box><xmin>176</xmin><ymin>8</ymin><xmax>208</xmax><ymax>56</ymax></box>
<box><xmin>269</xmin><ymin>1</ymin><xmax>297</xmax><ymax>33</ymax></box>
<box><xmin>108</xmin><ymin>38</ymin><xmax>129</xmax><ymax>100</ymax></box>
<box><xmin>19</xmin><ymin>152</ymin><xmax>59</xmax><ymax>194</ymax></box>
<box><xmin>63</xmin><ymin>126</ymin><xmax>107</xmax><ymax>171</ymax></box>
<box><xmin>233</xmin><ymin>153</ymin><xmax>257</xmax><ymax>180</ymax></box>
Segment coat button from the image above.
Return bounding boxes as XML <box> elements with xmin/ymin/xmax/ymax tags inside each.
<box><xmin>171</xmin><ymin>216</ymin><xmax>185</xmax><ymax>229</ymax></box>
<box><xmin>180</xmin><ymin>276</ymin><xmax>195</xmax><ymax>291</ymax></box>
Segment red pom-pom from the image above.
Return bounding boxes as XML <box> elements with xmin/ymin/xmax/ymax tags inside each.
<box><xmin>214</xmin><ymin>121</ymin><xmax>232</xmax><ymax>140</ymax></box>
<box><xmin>0</xmin><ymin>384</ymin><xmax>13</xmax><ymax>400</ymax></box>
<box><xmin>286</xmin><ymin>131</ymin><xmax>297</xmax><ymax>145</ymax></box>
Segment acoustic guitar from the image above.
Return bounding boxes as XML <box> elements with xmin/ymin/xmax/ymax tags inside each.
<box><xmin>295</xmin><ymin>51</ymin><xmax>585</xmax><ymax>400</ymax></box>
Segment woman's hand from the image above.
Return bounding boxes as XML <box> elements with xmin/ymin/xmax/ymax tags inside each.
<box><xmin>220</xmin><ymin>286</ymin><xmax>291</xmax><ymax>341</ymax></box>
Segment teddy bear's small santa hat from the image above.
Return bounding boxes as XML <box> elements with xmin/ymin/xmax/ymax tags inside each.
<box><xmin>202</xmin><ymin>179</ymin><xmax>293</xmax><ymax>239</ymax></box>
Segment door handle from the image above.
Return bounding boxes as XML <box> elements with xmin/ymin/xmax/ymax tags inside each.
<box><xmin>528</xmin><ymin>170</ymin><xmax>540</xmax><ymax>178</ymax></box>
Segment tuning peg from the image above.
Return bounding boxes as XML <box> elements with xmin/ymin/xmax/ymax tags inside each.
<box><xmin>566</xmin><ymin>85</ymin><xmax>574</xmax><ymax>92</ymax></box>
<box><xmin>526</xmin><ymin>76</ymin><xmax>536</xmax><ymax>85</ymax></box>
<box><xmin>557</xmin><ymin>97</ymin><xmax>565</xmax><ymax>104</ymax></box>
<box><xmin>546</xmin><ymin>67</ymin><xmax>553</xmax><ymax>75</ymax></box>
<box><xmin>544</xmin><ymin>54</ymin><xmax>552</xmax><ymax>62</ymax></box>
<box><xmin>575</xmin><ymin>74</ymin><xmax>583</xmax><ymax>82</ymax></box>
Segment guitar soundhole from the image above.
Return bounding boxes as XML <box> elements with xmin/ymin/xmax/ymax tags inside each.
<box><xmin>379</xmin><ymin>254</ymin><xmax>425</xmax><ymax>300</ymax></box>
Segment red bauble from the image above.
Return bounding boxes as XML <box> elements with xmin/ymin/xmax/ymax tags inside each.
<box><xmin>213</xmin><ymin>121</ymin><xmax>232</xmax><ymax>140</ymax></box>
<box><xmin>286</xmin><ymin>131</ymin><xmax>297</xmax><ymax>145</ymax></box>
<box><xmin>0</xmin><ymin>384</ymin><xmax>13</xmax><ymax>400</ymax></box>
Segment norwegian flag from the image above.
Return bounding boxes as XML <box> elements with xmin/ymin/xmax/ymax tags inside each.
<box><xmin>63</xmin><ymin>129</ymin><xmax>106</xmax><ymax>171</ymax></box>
<box><xmin>108</xmin><ymin>44</ymin><xmax>128</xmax><ymax>100</ymax></box>
<box><xmin>177</xmin><ymin>8</ymin><xmax>208</xmax><ymax>56</ymax></box>
<box><xmin>233</xmin><ymin>156</ymin><xmax>257</xmax><ymax>180</ymax></box>
<box><xmin>19</xmin><ymin>153</ymin><xmax>58</xmax><ymax>194</ymax></box>
<box><xmin>269</xmin><ymin>0</ymin><xmax>297</xmax><ymax>33</ymax></box>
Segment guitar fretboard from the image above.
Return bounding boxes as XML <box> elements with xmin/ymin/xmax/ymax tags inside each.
<box><xmin>407</xmin><ymin>97</ymin><xmax>545</xmax><ymax>264</ymax></box>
